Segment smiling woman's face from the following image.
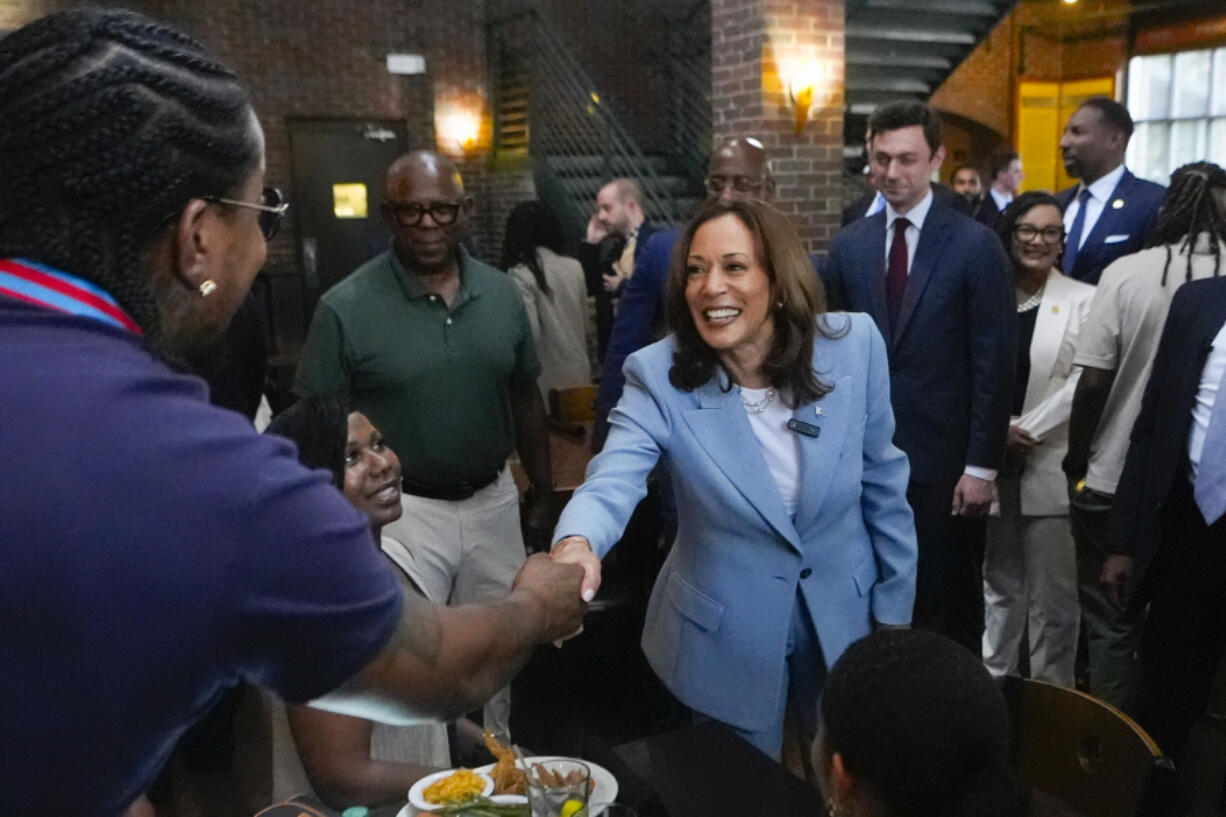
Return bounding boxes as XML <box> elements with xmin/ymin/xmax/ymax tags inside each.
<box><xmin>342</xmin><ymin>412</ymin><xmax>402</xmax><ymax>530</ymax></box>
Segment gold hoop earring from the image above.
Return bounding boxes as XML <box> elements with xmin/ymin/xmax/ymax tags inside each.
<box><xmin>198</xmin><ymin>279</ymin><xmax>218</xmax><ymax>297</ymax></box>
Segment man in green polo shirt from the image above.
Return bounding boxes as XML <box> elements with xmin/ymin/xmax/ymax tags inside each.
<box><xmin>294</xmin><ymin>150</ymin><xmax>553</xmax><ymax>738</ymax></box>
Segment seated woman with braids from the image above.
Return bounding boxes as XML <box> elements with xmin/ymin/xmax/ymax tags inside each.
<box><xmin>814</xmin><ymin>629</ymin><xmax>1057</xmax><ymax>817</ymax></box>
<box><xmin>0</xmin><ymin>10</ymin><xmax>585</xmax><ymax>816</ymax></box>
<box><xmin>265</xmin><ymin>397</ymin><xmax>450</xmax><ymax>811</ymax></box>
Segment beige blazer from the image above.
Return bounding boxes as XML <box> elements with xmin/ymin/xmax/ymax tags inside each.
<box><xmin>1014</xmin><ymin>269</ymin><xmax>1097</xmax><ymax>516</ymax></box>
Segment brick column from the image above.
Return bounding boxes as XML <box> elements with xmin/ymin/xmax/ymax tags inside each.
<box><xmin>711</xmin><ymin>0</ymin><xmax>844</xmax><ymax>254</ymax></box>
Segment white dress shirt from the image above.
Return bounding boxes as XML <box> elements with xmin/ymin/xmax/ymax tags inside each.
<box><xmin>883</xmin><ymin>188</ymin><xmax>934</xmax><ymax>271</ymax></box>
<box><xmin>989</xmin><ymin>187</ymin><xmax>1013</xmax><ymax>213</ymax></box>
<box><xmin>883</xmin><ymin>186</ymin><xmax>996</xmax><ymax>483</ymax></box>
<box><xmin>1188</xmin><ymin>319</ymin><xmax>1226</xmax><ymax>483</ymax></box>
<box><xmin>1063</xmin><ymin>163</ymin><xmax>1126</xmax><ymax>250</ymax></box>
<box><xmin>865</xmin><ymin>190</ymin><xmax>886</xmax><ymax>219</ymax></box>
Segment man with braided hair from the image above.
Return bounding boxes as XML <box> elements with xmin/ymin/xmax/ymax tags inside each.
<box><xmin>1101</xmin><ymin>166</ymin><xmax>1226</xmax><ymax>782</ymax></box>
<box><xmin>1063</xmin><ymin>162</ymin><xmax>1226</xmax><ymax>713</ymax></box>
<box><xmin>0</xmin><ymin>10</ymin><xmax>586</xmax><ymax>816</ymax></box>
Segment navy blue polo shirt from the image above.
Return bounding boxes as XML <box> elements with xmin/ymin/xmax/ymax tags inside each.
<box><xmin>0</xmin><ymin>296</ymin><xmax>404</xmax><ymax>816</ymax></box>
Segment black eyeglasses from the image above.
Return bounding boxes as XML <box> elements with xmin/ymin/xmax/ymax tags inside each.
<box><xmin>203</xmin><ymin>187</ymin><xmax>289</xmax><ymax>240</ymax></box>
<box><xmin>1013</xmin><ymin>224</ymin><xmax>1064</xmax><ymax>245</ymax></box>
<box><xmin>389</xmin><ymin>201</ymin><xmax>463</xmax><ymax>227</ymax></box>
<box><xmin>705</xmin><ymin>175</ymin><xmax>764</xmax><ymax>196</ymax></box>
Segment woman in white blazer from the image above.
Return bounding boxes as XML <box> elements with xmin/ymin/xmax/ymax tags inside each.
<box><xmin>983</xmin><ymin>192</ymin><xmax>1096</xmax><ymax>685</ymax></box>
<box><xmin>549</xmin><ymin>200</ymin><xmax>917</xmax><ymax>758</ymax></box>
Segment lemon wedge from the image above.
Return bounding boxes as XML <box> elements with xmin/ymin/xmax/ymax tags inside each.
<box><xmin>559</xmin><ymin>799</ymin><xmax>586</xmax><ymax>817</ymax></box>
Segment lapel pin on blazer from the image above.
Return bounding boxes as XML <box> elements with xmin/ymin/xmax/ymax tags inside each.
<box><xmin>815</xmin><ymin>407</ymin><xmax>826</xmax><ymax>416</ymax></box>
<box><xmin>1052</xmin><ymin>305</ymin><xmax>1059</xmax><ymax>314</ymax></box>
<box><xmin>1112</xmin><ymin>198</ymin><xmax>1125</xmax><ymax>209</ymax></box>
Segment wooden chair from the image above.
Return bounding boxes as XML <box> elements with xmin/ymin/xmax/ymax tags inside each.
<box><xmin>548</xmin><ymin>385</ymin><xmax>598</xmax><ymax>422</ymax></box>
<box><xmin>1001</xmin><ymin>676</ymin><xmax>1175</xmax><ymax>817</ymax></box>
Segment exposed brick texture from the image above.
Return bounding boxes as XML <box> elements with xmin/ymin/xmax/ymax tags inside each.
<box><xmin>711</xmin><ymin>0</ymin><xmax>844</xmax><ymax>254</ymax></box>
<box><xmin>930</xmin><ymin>0</ymin><xmax>1155</xmax><ymax>178</ymax></box>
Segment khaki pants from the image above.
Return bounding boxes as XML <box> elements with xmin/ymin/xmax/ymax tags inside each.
<box><xmin>983</xmin><ymin>474</ymin><xmax>1079</xmax><ymax>685</ymax></box>
<box><xmin>383</xmin><ymin>469</ymin><xmax>526</xmax><ymax>738</ymax></box>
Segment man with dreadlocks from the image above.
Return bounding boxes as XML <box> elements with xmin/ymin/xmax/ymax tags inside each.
<box><xmin>1061</xmin><ymin>162</ymin><xmax>1226</xmax><ymax>714</ymax></box>
<box><xmin>1102</xmin><ymin>166</ymin><xmax>1226</xmax><ymax>781</ymax></box>
<box><xmin>0</xmin><ymin>9</ymin><xmax>586</xmax><ymax>816</ymax></box>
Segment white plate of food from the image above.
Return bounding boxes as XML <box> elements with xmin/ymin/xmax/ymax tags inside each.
<box><xmin>397</xmin><ymin>756</ymin><xmax>617</xmax><ymax>816</ymax></box>
<box><xmin>406</xmin><ymin>768</ymin><xmax>493</xmax><ymax>813</ymax></box>
<box><xmin>479</xmin><ymin>756</ymin><xmax>618</xmax><ymax>812</ymax></box>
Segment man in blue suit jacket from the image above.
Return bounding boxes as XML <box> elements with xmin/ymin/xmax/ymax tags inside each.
<box><xmin>1057</xmin><ymin>97</ymin><xmax>1165</xmax><ymax>285</ymax></box>
<box><xmin>591</xmin><ymin>138</ymin><xmax>776</xmax><ymax>452</ymax></box>
<box><xmin>823</xmin><ymin>100</ymin><xmax>1016</xmax><ymax>652</ymax></box>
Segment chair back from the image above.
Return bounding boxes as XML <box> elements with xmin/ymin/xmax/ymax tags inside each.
<box><xmin>1001</xmin><ymin>676</ymin><xmax>1173</xmax><ymax>817</ymax></box>
<box><xmin>549</xmin><ymin>385</ymin><xmax>598</xmax><ymax>422</ymax></box>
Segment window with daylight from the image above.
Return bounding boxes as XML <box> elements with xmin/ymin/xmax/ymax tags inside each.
<box><xmin>1126</xmin><ymin>47</ymin><xmax>1226</xmax><ymax>184</ymax></box>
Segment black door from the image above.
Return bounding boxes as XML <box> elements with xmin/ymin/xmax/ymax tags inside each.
<box><xmin>287</xmin><ymin>119</ymin><xmax>409</xmax><ymax>321</ymax></box>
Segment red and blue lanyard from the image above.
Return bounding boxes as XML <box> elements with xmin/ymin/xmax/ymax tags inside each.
<box><xmin>0</xmin><ymin>257</ymin><xmax>142</xmax><ymax>335</ymax></box>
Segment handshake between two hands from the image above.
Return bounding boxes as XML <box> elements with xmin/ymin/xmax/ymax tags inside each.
<box><xmin>512</xmin><ymin>536</ymin><xmax>603</xmax><ymax>646</ymax></box>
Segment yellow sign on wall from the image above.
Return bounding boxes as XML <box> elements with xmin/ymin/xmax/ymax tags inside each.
<box><xmin>1016</xmin><ymin>77</ymin><xmax>1115</xmax><ymax>193</ymax></box>
<box><xmin>332</xmin><ymin>183</ymin><xmax>368</xmax><ymax>219</ymax></box>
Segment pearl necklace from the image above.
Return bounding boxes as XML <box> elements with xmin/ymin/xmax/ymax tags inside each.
<box><xmin>1017</xmin><ymin>287</ymin><xmax>1044</xmax><ymax>313</ymax></box>
<box><xmin>740</xmin><ymin>388</ymin><xmax>776</xmax><ymax>414</ymax></box>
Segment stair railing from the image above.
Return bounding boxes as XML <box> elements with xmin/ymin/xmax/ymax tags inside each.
<box><xmin>488</xmin><ymin>3</ymin><xmax>690</xmax><ymax>228</ymax></box>
<box><xmin>664</xmin><ymin>0</ymin><xmax>712</xmax><ymax>194</ymax></box>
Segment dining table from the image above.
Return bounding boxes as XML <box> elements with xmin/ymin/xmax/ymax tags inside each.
<box><xmin>589</xmin><ymin>721</ymin><xmax>828</xmax><ymax>817</ymax></box>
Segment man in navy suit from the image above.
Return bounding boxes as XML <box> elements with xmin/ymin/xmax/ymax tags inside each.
<box><xmin>591</xmin><ymin>138</ymin><xmax>775</xmax><ymax>452</ymax></box>
<box><xmin>1057</xmin><ymin>97</ymin><xmax>1165</xmax><ymax>285</ymax></box>
<box><xmin>975</xmin><ymin>151</ymin><xmax>1023</xmax><ymax>235</ymax></box>
<box><xmin>823</xmin><ymin>100</ymin><xmax>1016</xmax><ymax>652</ymax></box>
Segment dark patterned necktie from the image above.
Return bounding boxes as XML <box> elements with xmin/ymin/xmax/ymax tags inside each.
<box><xmin>887</xmin><ymin>217</ymin><xmax>911</xmax><ymax>330</ymax></box>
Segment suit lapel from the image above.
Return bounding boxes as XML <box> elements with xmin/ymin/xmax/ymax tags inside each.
<box><xmin>1021</xmin><ymin>270</ymin><xmax>1074</xmax><ymax>413</ymax></box>
<box><xmin>793</xmin><ymin>376</ymin><xmax>851</xmax><ymax>533</ymax></box>
<box><xmin>681</xmin><ymin>377</ymin><xmax>801</xmax><ymax>550</ymax></box>
<box><xmin>1080</xmin><ymin>172</ymin><xmax>1133</xmax><ymax>261</ymax></box>
<box><xmin>862</xmin><ymin>212</ymin><xmax>890</xmax><ymax>340</ymax></box>
<box><xmin>893</xmin><ymin>204</ymin><xmax>952</xmax><ymax>349</ymax></box>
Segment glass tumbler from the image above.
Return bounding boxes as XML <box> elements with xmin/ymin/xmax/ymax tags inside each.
<box><xmin>524</xmin><ymin>759</ymin><xmax>591</xmax><ymax>817</ymax></box>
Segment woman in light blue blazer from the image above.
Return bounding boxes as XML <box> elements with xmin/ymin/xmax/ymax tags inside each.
<box><xmin>551</xmin><ymin>199</ymin><xmax>917</xmax><ymax>758</ymax></box>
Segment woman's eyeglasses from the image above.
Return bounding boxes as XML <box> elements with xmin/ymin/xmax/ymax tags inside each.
<box><xmin>389</xmin><ymin>201</ymin><xmax>463</xmax><ymax>227</ymax></box>
<box><xmin>204</xmin><ymin>187</ymin><xmax>289</xmax><ymax>240</ymax></box>
<box><xmin>1013</xmin><ymin>224</ymin><xmax>1064</xmax><ymax>245</ymax></box>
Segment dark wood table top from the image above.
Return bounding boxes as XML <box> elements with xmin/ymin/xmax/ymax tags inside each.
<box><xmin>587</xmin><ymin>722</ymin><xmax>827</xmax><ymax>817</ymax></box>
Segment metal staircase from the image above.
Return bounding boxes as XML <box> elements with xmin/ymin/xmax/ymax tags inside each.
<box><xmin>487</xmin><ymin>2</ymin><xmax>709</xmax><ymax>232</ymax></box>
<box><xmin>843</xmin><ymin>0</ymin><xmax>1018</xmax><ymax>165</ymax></box>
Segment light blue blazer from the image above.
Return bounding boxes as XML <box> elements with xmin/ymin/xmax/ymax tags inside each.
<box><xmin>554</xmin><ymin>312</ymin><xmax>917</xmax><ymax>730</ymax></box>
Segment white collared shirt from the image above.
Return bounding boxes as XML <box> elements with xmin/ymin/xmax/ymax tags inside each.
<box><xmin>989</xmin><ymin>187</ymin><xmax>1013</xmax><ymax>213</ymax></box>
<box><xmin>883</xmin><ymin>187</ymin><xmax>935</xmax><ymax>273</ymax></box>
<box><xmin>1063</xmin><ymin>163</ymin><xmax>1126</xmax><ymax>250</ymax></box>
<box><xmin>865</xmin><ymin>190</ymin><xmax>886</xmax><ymax>218</ymax></box>
<box><xmin>882</xmin><ymin>187</ymin><xmax>996</xmax><ymax>483</ymax></box>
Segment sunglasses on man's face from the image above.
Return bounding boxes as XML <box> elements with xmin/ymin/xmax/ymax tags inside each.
<box><xmin>203</xmin><ymin>187</ymin><xmax>289</xmax><ymax>240</ymax></box>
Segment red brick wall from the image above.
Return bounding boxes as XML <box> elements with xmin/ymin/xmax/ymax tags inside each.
<box><xmin>931</xmin><ymin>0</ymin><xmax>1135</xmax><ymax>166</ymax></box>
<box><xmin>711</xmin><ymin>0</ymin><xmax>844</xmax><ymax>254</ymax></box>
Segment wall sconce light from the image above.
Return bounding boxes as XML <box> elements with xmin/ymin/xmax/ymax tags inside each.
<box><xmin>435</xmin><ymin>103</ymin><xmax>482</xmax><ymax>157</ymax></box>
<box><xmin>1061</xmin><ymin>0</ymin><xmax>1077</xmax><ymax>4</ymax></box>
<box><xmin>788</xmin><ymin>61</ymin><xmax>823</xmax><ymax>136</ymax></box>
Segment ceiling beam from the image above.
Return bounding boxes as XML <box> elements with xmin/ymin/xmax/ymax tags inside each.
<box><xmin>845</xmin><ymin>52</ymin><xmax>953</xmax><ymax>70</ymax></box>
<box><xmin>846</xmin><ymin>24</ymin><xmax>978</xmax><ymax>45</ymax></box>
<box><xmin>863</xmin><ymin>0</ymin><xmax>1003</xmax><ymax>16</ymax></box>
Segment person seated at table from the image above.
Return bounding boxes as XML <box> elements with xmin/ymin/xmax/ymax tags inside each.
<box><xmin>502</xmin><ymin>200</ymin><xmax>592</xmax><ymax>406</ymax></box>
<box><xmin>549</xmin><ymin>198</ymin><xmax>917</xmax><ymax>760</ymax></box>
<box><xmin>264</xmin><ymin>396</ymin><xmax>449</xmax><ymax>810</ymax></box>
<box><xmin>813</xmin><ymin>629</ymin><xmax>1030</xmax><ymax>817</ymax></box>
